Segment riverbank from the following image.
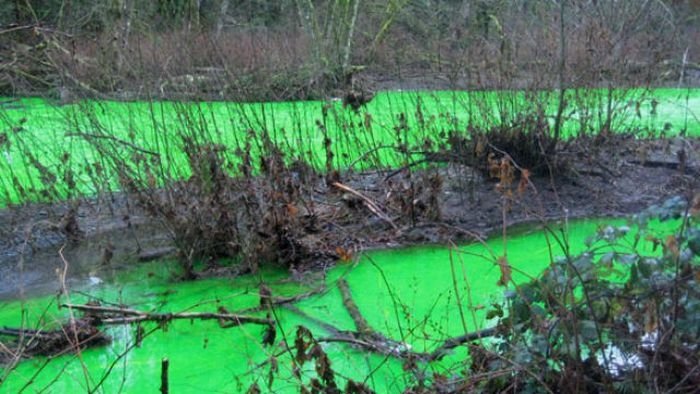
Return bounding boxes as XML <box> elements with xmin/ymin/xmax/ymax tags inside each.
<box><xmin>1</xmin><ymin>134</ymin><xmax>697</xmax><ymax>299</ymax></box>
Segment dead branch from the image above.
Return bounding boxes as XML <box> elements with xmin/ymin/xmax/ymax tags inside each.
<box><xmin>629</xmin><ymin>159</ymin><xmax>698</xmax><ymax>175</ymax></box>
<box><xmin>284</xmin><ymin>280</ymin><xmax>502</xmax><ymax>361</ymax></box>
<box><xmin>66</xmin><ymin>132</ymin><xmax>160</xmax><ymax>156</ymax></box>
<box><xmin>282</xmin><ymin>304</ymin><xmax>343</xmax><ymax>336</ymax></box>
<box><xmin>331</xmin><ymin>182</ymin><xmax>398</xmax><ymax>229</ymax></box>
<box><xmin>61</xmin><ymin>303</ymin><xmax>273</xmax><ymax>327</ymax></box>
<box><xmin>285</xmin><ymin>285</ymin><xmax>417</xmax><ymax>357</ymax></box>
<box><xmin>236</xmin><ymin>284</ymin><xmax>328</xmax><ymax>315</ymax></box>
<box><xmin>138</xmin><ymin>246</ymin><xmax>177</xmax><ymax>262</ymax></box>
<box><xmin>337</xmin><ymin>279</ymin><xmax>372</xmax><ymax>334</ymax></box>
<box><xmin>0</xmin><ymin>319</ymin><xmax>110</xmax><ymax>359</ymax></box>
<box><xmin>383</xmin><ymin>158</ymin><xmax>431</xmax><ymax>180</ymax></box>
<box><xmin>428</xmin><ymin>326</ymin><xmax>500</xmax><ymax>361</ymax></box>
<box><xmin>61</xmin><ymin>303</ymin><xmax>142</xmax><ymax>316</ymax></box>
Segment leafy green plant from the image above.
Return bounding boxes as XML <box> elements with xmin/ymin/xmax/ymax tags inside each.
<box><xmin>472</xmin><ymin>195</ymin><xmax>700</xmax><ymax>392</ymax></box>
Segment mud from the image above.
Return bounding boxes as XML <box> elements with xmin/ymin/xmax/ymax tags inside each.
<box><xmin>0</xmin><ymin>136</ymin><xmax>698</xmax><ymax>299</ymax></box>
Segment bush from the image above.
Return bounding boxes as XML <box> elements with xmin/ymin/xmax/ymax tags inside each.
<box><xmin>468</xmin><ymin>194</ymin><xmax>700</xmax><ymax>392</ymax></box>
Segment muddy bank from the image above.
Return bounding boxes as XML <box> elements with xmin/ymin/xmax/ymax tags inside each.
<box><xmin>0</xmin><ymin>198</ymin><xmax>172</xmax><ymax>298</ymax></box>
<box><xmin>0</xmin><ymin>136</ymin><xmax>698</xmax><ymax>299</ymax></box>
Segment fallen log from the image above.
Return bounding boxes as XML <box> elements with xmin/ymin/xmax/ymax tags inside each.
<box><xmin>0</xmin><ymin>302</ymin><xmax>276</xmax><ymax>364</ymax></box>
<box><xmin>0</xmin><ymin>319</ymin><xmax>110</xmax><ymax>359</ymax></box>
<box><xmin>284</xmin><ymin>282</ymin><xmax>417</xmax><ymax>357</ymax></box>
<box><xmin>60</xmin><ymin>303</ymin><xmax>273</xmax><ymax>327</ymax></box>
<box><xmin>283</xmin><ymin>280</ymin><xmax>502</xmax><ymax>361</ymax></box>
<box><xmin>337</xmin><ymin>279</ymin><xmax>372</xmax><ymax>334</ymax></box>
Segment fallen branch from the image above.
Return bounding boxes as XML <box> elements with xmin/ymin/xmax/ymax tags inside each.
<box><xmin>66</xmin><ymin>132</ymin><xmax>160</xmax><ymax>156</ymax></box>
<box><xmin>283</xmin><ymin>290</ymin><xmax>501</xmax><ymax>361</ymax></box>
<box><xmin>61</xmin><ymin>303</ymin><xmax>273</xmax><ymax>327</ymax></box>
<box><xmin>282</xmin><ymin>304</ymin><xmax>343</xmax><ymax>336</ymax></box>
<box><xmin>138</xmin><ymin>246</ymin><xmax>177</xmax><ymax>262</ymax></box>
<box><xmin>428</xmin><ymin>326</ymin><xmax>500</xmax><ymax>361</ymax></box>
<box><xmin>236</xmin><ymin>285</ymin><xmax>328</xmax><ymax>315</ymax></box>
<box><xmin>61</xmin><ymin>303</ymin><xmax>142</xmax><ymax>316</ymax></box>
<box><xmin>0</xmin><ymin>319</ymin><xmax>110</xmax><ymax>359</ymax></box>
<box><xmin>285</xmin><ymin>283</ymin><xmax>417</xmax><ymax>357</ymax></box>
<box><xmin>337</xmin><ymin>279</ymin><xmax>372</xmax><ymax>334</ymax></box>
<box><xmin>383</xmin><ymin>158</ymin><xmax>431</xmax><ymax>180</ymax></box>
<box><xmin>332</xmin><ymin>182</ymin><xmax>398</xmax><ymax>229</ymax></box>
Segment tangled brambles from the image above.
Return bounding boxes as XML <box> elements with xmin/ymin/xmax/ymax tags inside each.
<box><xmin>104</xmin><ymin>130</ymin><xmax>326</xmax><ymax>279</ymax></box>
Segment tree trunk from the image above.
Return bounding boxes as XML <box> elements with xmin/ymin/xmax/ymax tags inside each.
<box><xmin>214</xmin><ymin>0</ymin><xmax>230</xmax><ymax>39</ymax></box>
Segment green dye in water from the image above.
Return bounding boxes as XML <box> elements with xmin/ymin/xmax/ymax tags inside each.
<box><xmin>0</xmin><ymin>217</ymin><xmax>678</xmax><ymax>392</ymax></box>
<box><xmin>1</xmin><ymin>88</ymin><xmax>698</xmax><ymax>205</ymax></box>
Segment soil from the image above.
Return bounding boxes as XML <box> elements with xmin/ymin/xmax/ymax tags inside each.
<box><xmin>1</xmin><ymin>136</ymin><xmax>698</xmax><ymax>299</ymax></box>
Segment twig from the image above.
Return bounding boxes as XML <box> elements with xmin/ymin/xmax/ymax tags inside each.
<box><xmin>383</xmin><ymin>158</ymin><xmax>430</xmax><ymax>180</ymax></box>
<box><xmin>428</xmin><ymin>326</ymin><xmax>500</xmax><ymax>361</ymax></box>
<box><xmin>66</xmin><ymin>132</ymin><xmax>160</xmax><ymax>156</ymax></box>
<box><xmin>61</xmin><ymin>303</ymin><xmax>142</xmax><ymax>316</ymax></box>
<box><xmin>99</xmin><ymin>312</ymin><xmax>272</xmax><ymax>326</ymax></box>
<box><xmin>347</xmin><ymin>144</ymin><xmax>397</xmax><ymax>169</ymax></box>
<box><xmin>283</xmin><ymin>292</ymin><xmax>502</xmax><ymax>361</ymax></box>
<box><xmin>331</xmin><ymin>182</ymin><xmax>398</xmax><ymax>230</ymax></box>
<box><xmin>0</xmin><ymin>327</ymin><xmax>50</xmax><ymax>339</ymax></box>
<box><xmin>235</xmin><ymin>285</ymin><xmax>327</xmax><ymax>314</ymax></box>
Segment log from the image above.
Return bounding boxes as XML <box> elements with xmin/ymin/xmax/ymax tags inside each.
<box><xmin>61</xmin><ymin>303</ymin><xmax>273</xmax><ymax>327</ymax></box>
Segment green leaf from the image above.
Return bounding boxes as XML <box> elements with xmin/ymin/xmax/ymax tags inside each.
<box><xmin>617</xmin><ymin>253</ymin><xmax>639</xmax><ymax>265</ymax></box>
<box><xmin>530</xmin><ymin>333</ymin><xmax>549</xmax><ymax>355</ymax></box>
<box><xmin>579</xmin><ymin>320</ymin><xmax>598</xmax><ymax>341</ymax></box>
<box><xmin>637</xmin><ymin>259</ymin><xmax>653</xmax><ymax>279</ymax></box>
<box><xmin>688</xmin><ymin>234</ymin><xmax>700</xmax><ymax>256</ymax></box>
<box><xmin>629</xmin><ymin>264</ymin><xmax>640</xmax><ymax>285</ymax></box>
<box><xmin>599</xmin><ymin>252</ymin><xmax>614</xmax><ymax>266</ymax></box>
<box><xmin>486</xmin><ymin>303</ymin><xmax>504</xmax><ymax>320</ymax></box>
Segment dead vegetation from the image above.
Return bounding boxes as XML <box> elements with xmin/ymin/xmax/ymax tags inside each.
<box><xmin>116</xmin><ymin>135</ymin><xmax>329</xmax><ymax>278</ymax></box>
<box><xmin>0</xmin><ymin>318</ymin><xmax>109</xmax><ymax>362</ymax></box>
<box><xmin>2</xmin><ymin>1</ymin><xmax>698</xmax><ymax>100</ymax></box>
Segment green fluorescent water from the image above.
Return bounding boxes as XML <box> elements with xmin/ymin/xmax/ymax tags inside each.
<box><xmin>1</xmin><ymin>88</ymin><xmax>699</xmax><ymax>205</ymax></box>
<box><xmin>0</xmin><ymin>217</ymin><xmax>677</xmax><ymax>392</ymax></box>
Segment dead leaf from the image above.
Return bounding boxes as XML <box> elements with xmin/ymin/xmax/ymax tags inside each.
<box><xmin>517</xmin><ymin>169</ymin><xmax>531</xmax><ymax>195</ymax></box>
<box><xmin>335</xmin><ymin>246</ymin><xmax>353</xmax><ymax>262</ymax></box>
<box><xmin>496</xmin><ymin>256</ymin><xmax>512</xmax><ymax>287</ymax></box>
<box><xmin>665</xmin><ymin>235</ymin><xmax>679</xmax><ymax>259</ymax></box>
<box><xmin>286</xmin><ymin>203</ymin><xmax>299</xmax><ymax>217</ymax></box>
<box><xmin>690</xmin><ymin>193</ymin><xmax>700</xmax><ymax>219</ymax></box>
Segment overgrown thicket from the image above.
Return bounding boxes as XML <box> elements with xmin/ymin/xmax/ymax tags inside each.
<box><xmin>2</xmin><ymin>0</ymin><xmax>698</xmax><ymax>99</ymax></box>
<box><xmin>388</xmin><ymin>195</ymin><xmax>700</xmax><ymax>393</ymax></box>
